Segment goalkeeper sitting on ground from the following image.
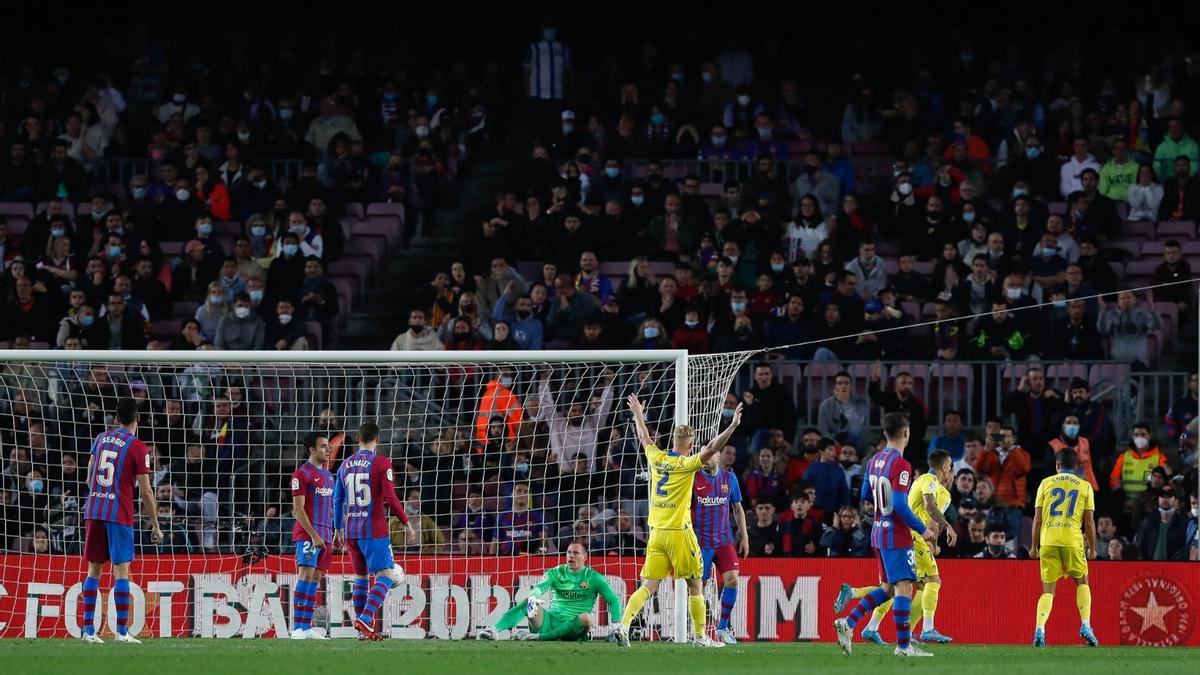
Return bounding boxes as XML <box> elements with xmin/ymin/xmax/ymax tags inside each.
<box><xmin>478</xmin><ymin>541</ymin><xmax>622</xmax><ymax>642</ymax></box>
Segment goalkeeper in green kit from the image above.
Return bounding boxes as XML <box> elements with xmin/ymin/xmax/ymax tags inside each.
<box><xmin>477</xmin><ymin>542</ymin><xmax>622</xmax><ymax>642</ymax></box>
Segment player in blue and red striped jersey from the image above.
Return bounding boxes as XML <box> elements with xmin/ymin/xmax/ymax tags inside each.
<box><xmin>333</xmin><ymin>421</ymin><xmax>414</xmax><ymax>641</ymax></box>
<box><xmin>78</xmin><ymin>398</ymin><xmax>162</xmax><ymax>645</ymax></box>
<box><xmin>289</xmin><ymin>432</ymin><xmax>334</xmax><ymax>640</ymax></box>
<box><xmin>834</xmin><ymin>413</ymin><xmax>938</xmax><ymax>658</ymax></box>
<box><xmin>693</xmin><ymin>452</ymin><xmax>749</xmax><ymax>645</ymax></box>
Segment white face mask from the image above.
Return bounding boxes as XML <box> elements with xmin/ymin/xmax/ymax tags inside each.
<box><xmin>234</xmin><ymin>306</ymin><xmax>251</xmax><ymax>319</ymax></box>
<box><xmin>897</xmin><ymin>182</ymin><xmax>913</xmax><ymax>195</ymax></box>
<box><xmin>737</xmin><ymin>95</ymin><xmax>751</xmax><ymax>106</ymax></box>
<box><xmin>1005</xmin><ymin>287</ymin><xmax>1023</xmax><ymax>300</ymax></box>
<box><xmin>1133</xmin><ymin>436</ymin><xmax>1149</xmax><ymax>449</ymax></box>
<box><xmin>278</xmin><ymin>313</ymin><xmax>293</xmax><ymax>324</ymax></box>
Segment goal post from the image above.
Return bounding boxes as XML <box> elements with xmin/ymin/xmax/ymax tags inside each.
<box><xmin>0</xmin><ymin>347</ymin><xmax>751</xmax><ymax>640</ymax></box>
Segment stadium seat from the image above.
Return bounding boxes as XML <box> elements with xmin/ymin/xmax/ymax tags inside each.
<box><xmin>802</xmin><ymin>362</ymin><xmax>842</xmax><ymax>418</ymax></box>
<box><xmin>1157</xmin><ymin>221</ymin><xmax>1196</xmax><ymax>240</ymax></box>
<box><xmin>1088</xmin><ymin>363</ymin><xmax>1131</xmax><ymax>400</ymax></box>
<box><xmin>1116</xmin><ymin>202</ymin><xmax>1129</xmax><ymax>221</ymax></box>
<box><xmin>1142</xmin><ymin>240</ymin><xmax>1166</xmax><ymax>256</ymax></box>
<box><xmin>355</xmin><ymin>217</ymin><xmax>404</xmax><ymax>248</ymax></box>
<box><xmin>35</xmin><ymin>201</ymin><xmax>74</xmax><ymax>218</ymax></box>
<box><xmin>929</xmin><ymin>362</ymin><xmax>973</xmax><ymax>413</ymax></box>
<box><xmin>0</xmin><ymin>202</ymin><xmax>34</xmax><ymax>219</ymax></box>
<box><xmin>1123</xmin><ymin>221</ymin><xmax>1156</xmax><ymax>240</ymax></box>
<box><xmin>346</xmin><ymin>235</ymin><xmax>388</xmax><ymax>270</ymax></box>
<box><xmin>5</xmin><ymin>216</ymin><xmax>29</xmax><ymax>235</ymax></box>
<box><xmin>366</xmin><ymin>202</ymin><xmax>406</xmax><ymax>220</ymax></box>
<box><xmin>1153</xmin><ymin>302</ymin><xmax>1178</xmax><ymax>343</ymax></box>
<box><xmin>1048</xmin><ymin>202</ymin><xmax>1067</xmax><ymax>215</ymax></box>
<box><xmin>305</xmin><ymin>321</ymin><xmax>323</xmax><ymax>350</ymax></box>
<box><xmin>845</xmin><ymin>362</ymin><xmax>873</xmax><ymax>400</ymax></box>
<box><xmin>215</xmin><ymin>221</ymin><xmax>242</xmax><ymax>236</ymax></box>
<box><xmin>1045</xmin><ymin>363</ymin><xmax>1088</xmax><ymax>391</ymax></box>
<box><xmin>1001</xmin><ymin>363</ymin><xmax>1033</xmax><ymax>390</ymax></box>
<box><xmin>160</xmin><ymin>241</ymin><xmax>184</xmax><ymax>256</ymax></box>
<box><xmin>1105</xmin><ymin>240</ymin><xmax>1141</xmax><ymax>262</ymax></box>
<box><xmin>344</xmin><ymin>202</ymin><xmax>366</xmax><ymax>221</ymax></box>
<box><xmin>171</xmin><ymin>301</ymin><xmax>199</xmax><ymax>316</ymax></box>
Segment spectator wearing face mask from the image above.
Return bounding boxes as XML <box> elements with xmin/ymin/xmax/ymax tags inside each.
<box><xmin>266</xmin><ymin>233</ymin><xmax>306</xmax><ymax>304</ymax></box>
<box><xmin>265</xmin><ymin>299</ymin><xmax>308</xmax><ymax>350</ymax></box>
<box><xmin>193</xmin><ymin>281</ymin><xmax>230</xmax><ymax>342</ymax></box>
<box><xmin>390</xmin><ymin>309</ymin><xmax>444</xmax><ymax>351</ymax></box>
<box><xmin>474</xmin><ymin>366</ymin><xmax>523</xmax><ymax>445</ymax></box>
<box><xmin>214</xmin><ymin>292</ymin><xmax>265</xmax><ymax>350</ymax></box>
<box><xmin>1047</xmin><ymin>414</ymin><xmax>1098</xmax><ymax>490</ymax></box>
<box><xmin>973</xmin><ymin>523</ymin><xmax>1017</xmax><ymax>559</ymax></box>
<box><xmin>1110</xmin><ymin>423</ymin><xmax>1168</xmax><ymax>511</ymax></box>
<box><xmin>1136</xmin><ymin>485</ymin><xmax>1190</xmax><ymax>561</ymax></box>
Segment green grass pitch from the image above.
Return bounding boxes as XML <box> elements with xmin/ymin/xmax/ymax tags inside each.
<box><xmin>1</xmin><ymin>639</ymin><xmax>1198</xmax><ymax>674</ymax></box>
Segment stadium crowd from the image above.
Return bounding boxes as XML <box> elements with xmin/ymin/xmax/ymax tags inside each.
<box><xmin>1</xmin><ymin>17</ymin><xmax>1199</xmax><ymax>564</ymax></box>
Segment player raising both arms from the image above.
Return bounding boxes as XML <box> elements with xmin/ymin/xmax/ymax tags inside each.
<box><xmin>835</xmin><ymin>449</ymin><xmax>957</xmax><ymax>645</ymax></box>
<box><xmin>79</xmin><ymin>398</ymin><xmax>162</xmax><ymax>644</ymax></box>
<box><xmin>477</xmin><ymin>541</ymin><xmax>623</xmax><ymax>642</ymax></box>
<box><xmin>1030</xmin><ymin>448</ymin><xmax>1099</xmax><ymax>647</ymax></box>
<box><xmin>290</xmin><ymin>433</ymin><xmax>334</xmax><ymax>639</ymax></box>
<box><xmin>834</xmin><ymin>413</ymin><xmax>938</xmax><ymax>658</ymax></box>
<box><xmin>694</xmin><ymin>449</ymin><xmax>749</xmax><ymax>644</ymax></box>
<box><xmin>610</xmin><ymin>394</ymin><xmax>743</xmax><ymax>649</ymax></box>
<box><xmin>334</xmin><ymin>421</ymin><xmax>416</xmax><ymax>641</ymax></box>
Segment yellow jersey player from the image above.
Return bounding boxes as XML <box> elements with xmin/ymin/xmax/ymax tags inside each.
<box><xmin>1030</xmin><ymin>448</ymin><xmax>1099</xmax><ymax>648</ymax></box>
<box><xmin>609</xmin><ymin>394</ymin><xmax>743</xmax><ymax>649</ymax></box>
<box><xmin>841</xmin><ymin>449</ymin><xmax>957</xmax><ymax>646</ymax></box>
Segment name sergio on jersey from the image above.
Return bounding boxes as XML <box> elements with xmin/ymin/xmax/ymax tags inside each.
<box><xmin>101</xmin><ymin>435</ymin><xmax>129</xmax><ymax>447</ymax></box>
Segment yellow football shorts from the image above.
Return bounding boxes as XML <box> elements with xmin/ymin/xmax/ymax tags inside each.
<box><xmin>1039</xmin><ymin>545</ymin><xmax>1088</xmax><ymax>583</ymax></box>
<box><xmin>640</xmin><ymin>527</ymin><xmax>703</xmax><ymax>580</ymax></box>
<box><xmin>913</xmin><ymin>536</ymin><xmax>939</xmax><ymax>580</ymax></box>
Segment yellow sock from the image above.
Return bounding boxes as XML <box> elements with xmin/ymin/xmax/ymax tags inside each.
<box><xmin>621</xmin><ymin>586</ymin><xmax>652</xmax><ymax>627</ymax></box>
<box><xmin>909</xmin><ymin>587</ymin><xmax>925</xmax><ymax>633</ymax></box>
<box><xmin>689</xmin><ymin>594</ymin><xmax>706</xmax><ymax>637</ymax></box>
<box><xmin>869</xmin><ymin>598</ymin><xmax>893</xmax><ymax>627</ymax></box>
<box><xmin>922</xmin><ymin>582</ymin><xmax>940</xmax><ymax>631</ymax></box>
<box><xmin>1076</xmin><ymin>585</ymin><xmax>1092</xmax><ymax>624</ymax></box>
<box><xmin>852</xmin><ymin>586</ymin><xmax>875</xmax><ymax>600</ymax></box>
<box><xmin>1036</xmin><ymin>593</ymin><xmax>1055</xmax><ymax>630</ymax></box>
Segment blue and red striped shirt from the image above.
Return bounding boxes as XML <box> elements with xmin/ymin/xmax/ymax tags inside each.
<box><xmin>864</xmin><ymin>447</ymin><xmax>916</xmax><ymax>550</ymax></box>
<box><xmin>291</xmin><ymin>461</ymin><xmax>334</xmax><ymax>543</ymax></box>
<box><xmin>692</xmin><ymin>468</ymin><xmax>742</xmax><ymax>549</ymax></box>
<box><xmin>334</xmin><ymin>448</ymin><xmax>406</xmax><ymax>540</ymax></box>
<box><xmin>84</xmin><ymin>427</ymin><xmax>150</xmax><ymax>526</ymax></box>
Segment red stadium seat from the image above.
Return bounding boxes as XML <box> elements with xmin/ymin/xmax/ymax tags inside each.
<box><xmin>1088</xmin><ymin>363</ymin><xmax>1131</xmax><ymax>400</ymax></box>
<box><xmin>1045</xmin><ymin>363</ymin><xmax>1088</xmax><ymax>392</ymax></box>
<box><xmin>0</xmin><ymin>202</ymin><xmax>34</xmax><ymax>219</ymax></box>
<box><xmin>1123</xmin><ymin>221</ymin><xmax>1155</xmax><ymax>240</ymax></box>
<box><xmin>929</xmin><ymin>362</ymin><xmax>972</xmax><ymax>413</ymax></box>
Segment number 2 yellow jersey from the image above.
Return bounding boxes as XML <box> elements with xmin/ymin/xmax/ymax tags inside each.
<box><xmin>1035</xmin><ymin>471</ymin><xmax>1095</xmax><ymax>548</ymax></box>
<box><xmin>645</xmin><ymin>444</ymin><xmax>704</xmax><ymax>529</ymax></box>
<box><xmin>908</xmin><ymin>471</ymin><xmax>951</xmax><ymax>531</ymax></box>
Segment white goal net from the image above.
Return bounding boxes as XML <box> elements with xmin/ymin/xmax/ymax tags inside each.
<box><xmin>0</xmin><ymin>349</ymin><xmax>749</xmax><ymax>640</ymax></box>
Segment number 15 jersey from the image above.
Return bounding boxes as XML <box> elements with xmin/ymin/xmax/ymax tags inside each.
<box><xmin>645</xmin><ymin>444</ymin><xmax>704</xmax><ymax>530</ymax></box>
<box><xmin>1034</xmin><ymin>471</ymin><xmax>1094</xmax><ymax>548</ymax></box>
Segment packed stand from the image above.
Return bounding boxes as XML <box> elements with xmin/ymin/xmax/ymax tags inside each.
<box><xmin>0</xmin><ymin>21</ymin><xmax>490</xmax><ymax>353</ymax></box>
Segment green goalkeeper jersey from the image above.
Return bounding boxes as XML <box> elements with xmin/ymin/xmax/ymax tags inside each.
<box><xmin>530</xmin><ymin>565</ymin><xmax>621</xmax><ymax>621</ymax></box>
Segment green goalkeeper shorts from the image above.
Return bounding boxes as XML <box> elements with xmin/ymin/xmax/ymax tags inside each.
<box><xmin>535</xmin><ymin>612</ymin><xmax>590</xmax><ymax>641</ymax></box>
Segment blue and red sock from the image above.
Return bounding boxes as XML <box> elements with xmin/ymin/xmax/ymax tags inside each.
<box><xmin>357</xmin><ymin>578</ymin><xmax>392</xmax><ymax>625</ymax></box>
<box><xmin>113</xmin><ymin>578</ymin><xmax>131</xmax><ymax>636</ymax></box>
<box><xmin>81</xmin><ymin>576</ymin><xmax>100</xmax><ymax>636</ymax></box>
<box><xmin>352</xmin><ymin>578</ymin><xmax>369</xmax><ymax>622</ymax></box>
<box><xmin>893</xmin><ymin>595</ymin><xmax>912</xmax><ymax>649</ymax></box>
<box><xmin>847</xmin><ymin>587</ymin><xmax>889</xmax><ymax>629</ymax></box>
<box><xmin>294</xmin><ymin>580</ymin><xmax>317</xmax><ymax>631</ymax></box>
<box><xmin>718</xmin><ymin>586</ymin><xmax>737</xmax><ymax>631</ymax></box>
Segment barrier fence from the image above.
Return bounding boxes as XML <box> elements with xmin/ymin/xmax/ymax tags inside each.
<box><xmin>2</xmin><ymin>555</ymin><xmax>1195</xmax><ymax>646</ymax></box>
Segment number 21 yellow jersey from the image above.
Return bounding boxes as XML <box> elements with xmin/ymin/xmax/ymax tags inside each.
<box><xmin>1035</xmin><ymin>471</ymin><xmax>1095</xmax><ymax>548</ymax></box>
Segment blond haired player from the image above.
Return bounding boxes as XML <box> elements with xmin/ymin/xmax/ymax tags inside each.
<box><xmin>609</xmin><ymin>395</ymin><xmax>743</xmax><ymax>648</ymax></box>
<box><xmin>1030</xmin><ymin>448</ymin><xmax>1098</xmax><ymax>648</ymax></box>
<box><xmin>836</xmin><ymin>449</ymin><xmax>957</xmax><ymax>645</ymax></box>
